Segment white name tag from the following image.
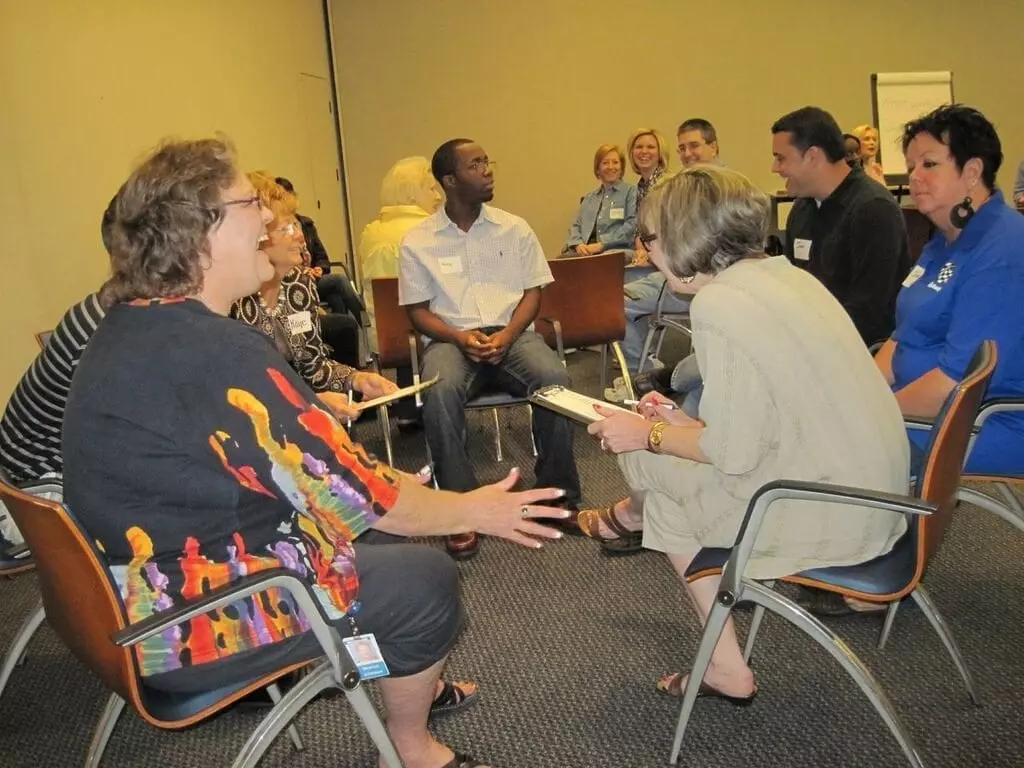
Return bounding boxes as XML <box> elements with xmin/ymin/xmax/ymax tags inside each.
<box><xmin>609</xmin><ymin>207</ymin><xmax>625</xmax><ymax>221</ymax></box>
<box><xmin>793</xmin><ymin>238</ymin><xmax>812</xmax><ymax>262</ymax></box>
<box><xmin>286</xmin><ymin>310</ymin><xmax>313</xmax><ymax>335</ymax></box>
<box><xmin>902</xmin><ymin>265</ymin><xmax>925</xmax><ymax>288</ymax></box>
<box><xmin>438</xmin><ymin>256</ymin><xmax>464</xmax><ymax>274</ymax></box>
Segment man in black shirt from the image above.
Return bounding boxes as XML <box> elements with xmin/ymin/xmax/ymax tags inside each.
<box><xmin>771</xmin><ymin>107</ymin><xmax>911</xmax><ymax>345</ymax></box>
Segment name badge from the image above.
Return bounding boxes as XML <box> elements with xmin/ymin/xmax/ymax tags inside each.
<box><xmin>609</xmin><ymin>207</ymin><xmax>625</xmax><ymax>221</ymax></box>
<box><xmin>902</xmin><ymin>265</ymin><xmax>926</xmax><ymax>288</ymax></box>
<box><xmin>793</xmin><ymin>238</ymin><xmax>812</xmax><ymax>262</ymax></box>
<box><xmin>438</xmin><ymin>256</ymin><xmax>464</xmax><ymax>274</ymax></box>
<box><xmin>286</xmin><ymin>310</ymin><xmax>313</xmax><ymax>335</ymax></box>
<box><xmin>343</xmin><ymin>633</ymin><xmax>390</xmax><ymax>680</ymax></box>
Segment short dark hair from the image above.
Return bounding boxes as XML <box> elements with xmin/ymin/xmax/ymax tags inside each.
<box><xmin>274</xmin><ymin>176</ymin><xmax>295</xmax><ymax>194</ymax></box>
<box><xmin>431</xmin><ymin>138</ymin><xmax>473</xmax><ymax>184</ymax></box>
<box><xmin>901</xmin><ymin>104</ymin><xmax>1002</xmax><ymax>191</ymax></box>
<box><xmin>677</xmin><ymin>118</ymin><xmax>717</xmax><ymax>146</ymax></box>
<box><xmin>771</xmin><ymin>107</ymin><xmax>846</xmax><ymax>163</ymax></box>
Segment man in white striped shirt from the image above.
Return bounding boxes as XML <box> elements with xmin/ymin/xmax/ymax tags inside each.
<box><xmin>399</xmin><ymin>139</ymin><xmax>582</xmax><ymax>560</ymax></box>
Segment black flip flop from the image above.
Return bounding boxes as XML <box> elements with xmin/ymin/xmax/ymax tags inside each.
<box><xmin>430</xmin><ymin>680</ymin><xmax>479</xmax><ymax>717</ymax></box>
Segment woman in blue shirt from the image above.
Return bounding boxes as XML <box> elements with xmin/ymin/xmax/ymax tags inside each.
<box><xmin>875</xmin><ymin>104</ymin><xmax>1024</xmax><ymax>475</ymax></box>
<box><xmin>562</xmin><ymin>143</ymin><xmax>637</xmax><ymax>256</ymax></box>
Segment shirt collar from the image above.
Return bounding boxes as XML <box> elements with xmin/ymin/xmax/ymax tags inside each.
<box><xmin>432</xmin><ymin>204</ymin><xmax>495</xmax><ymax>232</ymax></box>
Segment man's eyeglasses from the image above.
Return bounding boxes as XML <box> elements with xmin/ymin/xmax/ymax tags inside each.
<box><xmin>466</xmin><ymin>158</ymin><xmax>496</xmax><ymax>173</ymax></box>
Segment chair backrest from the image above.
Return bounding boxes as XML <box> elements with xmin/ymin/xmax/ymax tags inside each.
<box><xmin>371</xmin><ymin>277</ymin><xmax>414</xmax><ymax>369</ymax></box>
<box><xmin>913</xmin><ymin>340</ymin><xmax>996</xmax><ymax>568</ymax></box>
<box><xmin>537</xmin><ymin>251</ymin><xmax>626</xmax><ymax>348</ymax></box>
<box><xmin>34</xmin><ymin>330</ymin><xmax>52</xmax><ymax>350</ymax></box>
<box><xmin>0</xmin><ymin>480</ymin><xmax>138</xmax><ymax>703</ymax></box>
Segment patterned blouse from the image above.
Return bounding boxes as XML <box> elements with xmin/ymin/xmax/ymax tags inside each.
<box><xmin>232</xmin><ymin>268</ymin><xmax>355</xmax><ymax>393</ymax></box>
<box><xmin>637</xmin><ymin>165</ymin><xmax>666</xmax><ymax>204</ymax></box>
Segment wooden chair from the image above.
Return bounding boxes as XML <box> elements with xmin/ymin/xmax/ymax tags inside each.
<box><xmin>370</xmin><ymin>277</ymin><xmax>536</xmax><ymax>472</ymax></box>
<box><xmin>671</xmin><ymin>341</ymin><xmax>996</xmax><ymax>768</ymax></box>
<box><xmin>536</xmin><ymin>250</ymin><xmax>633</xmax><ymax>393</ymax></box>
<box><xmin>0</xmin><ymin>479</ymin><xmax>402</xmax><ymax>768</ymax></box>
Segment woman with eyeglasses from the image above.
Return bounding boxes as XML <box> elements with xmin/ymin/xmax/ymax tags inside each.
<box><xmin>232</xmin><ymin>171</ymin><xmax>396</xmax><ymax>420</ymax></box>
<box><xmin>63</xmin><ymin>138</ymin><xmax>569</xmax><ymax>768</ymax></box>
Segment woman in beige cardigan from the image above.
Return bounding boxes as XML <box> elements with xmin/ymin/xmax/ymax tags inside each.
<box><xmin>585</xmin><ymin>166</ymin><xmax>909</xmax><ymax>702</ymax></box>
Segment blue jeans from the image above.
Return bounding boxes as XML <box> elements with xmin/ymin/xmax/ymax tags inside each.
<box><xmin>670</xmin><ymin>353</ymin><xmax>703</xmax><ymax>419</ymax></box>
<box><xmin>420</xmin><ymin>330</ymin><xmax>581</xmax><ymax>505</ymax></box>
<box><xmin>622</xmin><ymin>273</ymin><xmax>691</xmax><ymax>372</ymax></box>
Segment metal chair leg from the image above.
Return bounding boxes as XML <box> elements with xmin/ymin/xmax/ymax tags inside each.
<box><xmin>910</xmin><ymin>585</ymin><xmax>981</xmax><ymax>705</ymax></box>
<box><xmin>492</xmin><ymin>408</ymin><xmax>503</xmax><ymax>462</ymax></box>
<box><xmin>994</xmin><ymin>482</ymin><xmax>1024</xmax><ymax>516</ymax></box>
<box><xmin>741</xmin><ymin>581</ymin><xmax>772</xmax><ymax>664</ymax></box>
<box><xmin>637</xmin><ymin>326</ymin><xmax>656</xmax><ymax>374</ymax></box>
<box><xmin>527</xmin><ymin>405</ymin><xmax>538</xmax><ymax>457</ymax></box>
<box><xmin>600</xmin><ymin>344</ymin><xmax>608</xmax><ymax>391</ymax></box>
<box><xmin>85</xmin><ymin>693</ymin><xmax>126</xmax><ymax>768</ymax></box>
<box><xmin>958</xmin><ymin>485</ymin><xmax>1024</xmax><ymax>533</ymax></box>
<box><xmin>345</xmin><ymin>683</ymin><xmax>404</xmax><ymax>768</ymax></box>
<box><xmin>378</xmin><ymin>403</ymin><xmax>394</xmax><ymax>467</ymax></box>
<box><xmin>0</xmin><ymin>599</ymin><xmax>44</xmax><ymax>697</ymax></box>
<box><xmin>877</xmin><ymin>601</ymin><xmax>901</xmax><ymax>649</ymax></box>
<box><xmin>673</xmin><ymin>581</ymin><xmax>924</xmax><ymax>768</ymax></box>
<box><xmin>669</xmin><ymin>591</ymin><xmax>733</xmax><ymax>764</ymax></box>
<box><xmin>265</xmin><ymin>682</ymin><xmax>304</xmax><ymax>752</ymax></box>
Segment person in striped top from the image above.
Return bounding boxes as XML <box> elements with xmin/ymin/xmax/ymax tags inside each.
<box><xmin>0</xmin><ymin>292</ymin><xmax>109</xmax><ymax>485</ymax></box>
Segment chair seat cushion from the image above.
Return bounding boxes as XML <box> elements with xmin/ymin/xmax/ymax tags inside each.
<box><xmin>685</xmin><ymin>529</ymin><xmax>917</xmax><ymax>597</ymax></box>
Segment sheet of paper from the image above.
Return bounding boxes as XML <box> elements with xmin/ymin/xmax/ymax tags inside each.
<box><xmin>531</xmin><ymin>385</ymin><xmax>642</xmax><ymax>424</ymax></box>
<box><xmin>354</xmin><ymin>374</ymin><xmax>440</xmax><ymax>411</ymax></box>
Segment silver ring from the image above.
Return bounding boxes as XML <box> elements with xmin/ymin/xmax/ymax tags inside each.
<box><xmin>600</xmin><ymin>438</ymin><xmax>607</xmax><ymax>450</ymax></box>
<box><xmin>520</xmin><ymin>505</ymin><xmax>530</xmax><ymax>519</ymax></box>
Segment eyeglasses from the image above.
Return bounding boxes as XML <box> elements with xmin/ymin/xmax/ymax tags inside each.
<box><xmin>219</xmin><ymin>195</ymin><xmax>264</xmax><ymax>211</ymax></box>
<box><xmin>638</xmin><ymin>231</ymin><xmax>658</xmax><ymax>251</ymax></box>
<box><xmin>270</xmin><ymin>222</ymin><xmax>299</xmax><ymax>237</ymax></box>
<box><xmin>466</xmin><ymin>158</ymin><xmax>496</xmax><ymax>173</ymax></box>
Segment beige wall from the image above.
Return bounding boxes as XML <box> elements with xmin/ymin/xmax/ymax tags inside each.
<box><xmin>0</xmin><ymin>0</ymin><xmax>334</xmax><ymax>396</ymax></box>
<box><xmin>331</xmin><ymin>0</ymin><xmax>1024</xmax><ymax>259</ymax></box>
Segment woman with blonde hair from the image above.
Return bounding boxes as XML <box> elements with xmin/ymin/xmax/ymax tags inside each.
<box><xmin>582</xmin><ymin>165</ymin><xmax>908</xmax><ymax>699</ymax></box>
<box><xmin>851</xmin><ymin>124</ymin><xmax>886</xmax><ymax>184</ymax></box>
<box><xmin>233</xmin><ymin>171</ymin><xmax>396</xmax><ymax>420</ymax></box>
<box><xmin>562</xmin><ymin>143</ymin><xmax>637</xmax><ymax>256</ymax></box>
<box><xmin>626</xmin><ymin>128</ymin><xmax>671</xmax><ymax>202</ymax></box>
<box><xmin>359</xmin><ymin>156</ymin><xmax>443</xmax><ymax>429</ymax></box>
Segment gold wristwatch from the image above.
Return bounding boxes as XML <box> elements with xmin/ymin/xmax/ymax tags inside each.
<box><xmin>647</xmin><ymin>421</ymin><xmax>669</xmax><ymax>453</ymax></box>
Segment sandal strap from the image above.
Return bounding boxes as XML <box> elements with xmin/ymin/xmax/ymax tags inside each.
<box><xmin>433</xmin><ymin>680</ymin><xmax>464</xmax><ymax>708</ymax></box>
<box><xmin>600</xmin><ymin>504</ymin><xmax>636</xmax><ymax>539</ymax></box>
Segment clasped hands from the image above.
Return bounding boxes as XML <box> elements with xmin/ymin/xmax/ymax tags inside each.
<box><xmin>458</xmin><ymin>328</ymin><xmax>515</xmax><ymax>364</ymax></box>
<box><xmin>588</xmin><ymin>391</ymin><xmax>699</xmax><ymax>454</ymax></box>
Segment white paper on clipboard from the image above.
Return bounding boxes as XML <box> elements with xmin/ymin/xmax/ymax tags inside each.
<box><xmin>528</xmin><ymin>385</ymin><xmax>642</xmax><ymax>425</ymax></box>
<box><xmin>354</xmin><ymin>375</ymin><xmax>440</xmax><ymax>412</ymax></box>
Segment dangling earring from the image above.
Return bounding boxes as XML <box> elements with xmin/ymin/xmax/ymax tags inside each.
<box><xmin>950</xmin><ymin>195</ymin><xmax>975</xmax><ymax>229</ymax></box>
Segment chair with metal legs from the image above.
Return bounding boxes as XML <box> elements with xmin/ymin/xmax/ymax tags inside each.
<box><xmin>956</xmin><ymin>398</ymin><xmax>1024</xmax><ymax>534</ymax></box>
<box><xmin>0</xmin><ymin>469</ymin><xmax>62</xmax><ymax>700</ymax></box>
<box><xmin>636</xmin><ymin>280</ymin><xmax>691</xmax><ymax>375</ymax></box>
<box><xmin>0</xmin><ymin>478</ymin><xmax>403</xmax><ymax>768</ymax></box>
<box><xmin>672</xmin><ymin>341</ymin><xmax>996</xmax><ymax>767</ymax></box>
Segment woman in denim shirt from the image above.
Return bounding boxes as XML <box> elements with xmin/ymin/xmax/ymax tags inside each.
<box><xmin>563</xmin><ymin>143</ymin><xmax>638</xmax><ymax>256</ymax></box>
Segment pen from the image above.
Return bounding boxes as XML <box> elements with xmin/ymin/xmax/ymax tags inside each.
<box><xmin>623</xmin><ymin>399</ymin><xmax>677</xmax><ymax>409</ymax></box>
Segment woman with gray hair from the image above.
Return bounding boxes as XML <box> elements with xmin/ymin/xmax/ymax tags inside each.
<box><xmin>582</xmin><ymin>165</ymin><xmax>909</xmax><ymax>701</ymax></box>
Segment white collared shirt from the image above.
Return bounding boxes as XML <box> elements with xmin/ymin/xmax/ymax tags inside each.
<box><xmin>398</xmin><ymin>204</ymin><xmax>553</xmax><ymax>330</ymax></box>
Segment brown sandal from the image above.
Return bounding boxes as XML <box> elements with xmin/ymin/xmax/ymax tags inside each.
<box><xmin>577</xmin><ymin>505</ymin><xmax>643</xmax><ymax>555</ymax></box>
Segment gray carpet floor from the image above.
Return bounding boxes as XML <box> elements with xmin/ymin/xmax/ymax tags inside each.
<box><xmin>1</xmin><ymin>348</ymin><xmax>1022</xmax><ymax>767</ymax></box>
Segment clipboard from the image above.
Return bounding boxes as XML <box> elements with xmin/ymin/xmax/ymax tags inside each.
<box><xmin>528</xmin><ymin>384</ymin><xmax>642</xmax><ymax>425</ymax></box>
<box><xmin>352</xmin><ymin>375</ymin><xmax>439</xmax><ymax>412</ymax></box>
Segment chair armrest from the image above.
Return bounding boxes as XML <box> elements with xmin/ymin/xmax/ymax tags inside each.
<box><xmin>975</xmin><ymin>397</ymin><xmax>1024</xmax><ymax>428</ymax></box>
<box><xmin>903</xmin><ymin>417</ymin><xmax>935</xmax><ymax>432</ymax></box>
<box><xmin>719</xmin><ymin>479</ymin><xmax>936</xmax><ymax>598</ymax></box>
<box><xmin>652</xmin><ymin>316</ymin><xmax>692</xmax><ymax>339</ymax></box>
<box><xmin>18</xmin><ymin>479</ymin><xmax>64</xmax><ymax>498</ymax></box>
<box><xmin>536</xmin><ymin>316</ymin><xmax>564</xmax><ymax>364</ymax></box>
<box><xmin>111</xmin><ymin>568</ymin><xmax>359</xmax><ymax>688</ymax></box>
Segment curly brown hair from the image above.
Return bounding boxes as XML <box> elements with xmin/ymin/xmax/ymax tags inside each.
<box><xmin>105</xmin><ymin>138</ymin><xmax>239</xmax><ymax>302</ymax></box>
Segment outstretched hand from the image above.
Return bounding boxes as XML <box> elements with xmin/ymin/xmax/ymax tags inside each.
<box><xmin>462</xmin><ymin>468</ymin><xmax>570</xmax><ymax>549</ymax></box>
